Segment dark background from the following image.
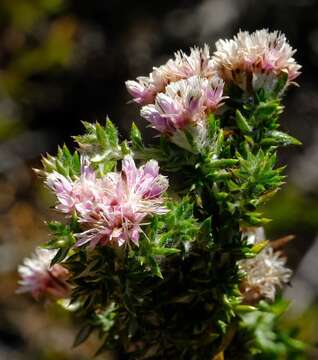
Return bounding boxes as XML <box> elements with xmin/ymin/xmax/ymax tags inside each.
<box><xmin>1</xmin><ymin>0</ymin><xmax>318</xmax><ymax>358</ymax></box>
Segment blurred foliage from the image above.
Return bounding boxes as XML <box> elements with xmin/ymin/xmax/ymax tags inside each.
<box><xmin>226</xmin><ymin>298</ymin><xmax>306</xmax><ymax>360</ymax></box>
<box><xmin>264</xmin><ymin>186</ymin><xmax>318</xmax><ymax>234</ymax></box>
<box><xmin>281</xmin><ymin>304</ymin><xmax>318</xmax><ymax>359</ymax></box>
<box><xmin>0</xmin><ymin>0</ymin><xmax>78</xmax><ymax>140</ymax></box>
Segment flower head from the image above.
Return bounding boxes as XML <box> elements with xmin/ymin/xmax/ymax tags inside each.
<box><xmin>213</xmin><ymin>29</ymin><xmax>301</xmax><ymax>92</ymax></box>
<box><xmin>140</xmin><ymin>75</ymin><xmax>225</xmax><ymax>141</ymax></box>
<box><xmin>126</xmin><ymin>46</ymin><xmax>225</xmax><ymax>150</ymax></box>
<box><xmin>47</xmin><ymin>156</ymin><xmax>168</xmax><ymax>248</ymax></box>
<box><xmin>126</xmin><ymin>77</ymin><xmax>157</xmax><ymax>105</ymax></box>
<box><xmin>126</xmin><ymin>45</ymin><xmax>215</xmax><ymax>105</ymax></box>
<box><xmin>17</xmin><ymin>248</ymin><xmax>70</xmax><ymax>300</ymax></box>
<box><xmin>239</xmin><ymin>227</ymin><xmax>292</xmax><ymax>302</ymax></box>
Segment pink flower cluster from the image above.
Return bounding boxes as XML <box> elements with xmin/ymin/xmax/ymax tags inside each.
<box><xmin>46</xmin><ymin>156</ymin><xmax>168</xmax><ymax>247</ymax></box>
<box><xmin>126</xmin><ymin>30</ymin><xmax>301</xmax><ymax>137</ymax></box>
<box><xmin>126</xmin><ymin>45</ymin><xmax>214</xmax><ymax>105</ymax></box>
<box><xmin>214</xmin><ymin>29</ymin><xmax>301</xmax><ymax>91</ymax></box>
<box><xmin>126</xmin><ymin>46</ymin><xmax>225</xmax><ymax>136</ymax></box>
<box><xmin>141</xmin><ymin>75</ymin><xmax>225</xmax><ymax>134</ymax></box>
<box><xmin>17</xmin><ymin>248</ymin><xmax>70</xmax><ymax>300</ymax></box>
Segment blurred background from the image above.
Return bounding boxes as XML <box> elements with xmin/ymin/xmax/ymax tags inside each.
<box><xmin>0</xmin><ymin>0</ymin><xmax>318</xmax><ymax>359</ymax></box>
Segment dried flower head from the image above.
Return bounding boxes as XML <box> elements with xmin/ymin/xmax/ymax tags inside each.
<box><xmin>17</xmin><ymin>248</ymin><xmax>70</xmax><ymax>300</ymax></box>
<box><xmin>214</xmin><ymin>29</ymin><xmax>301</xmax><ymax>92</ymax></box>
<box><xmin>239</xmin><ymin>227</ymin><xmax>292</xmax><ymax>302</ymax></box>
<box><xmin>47</xmin><ymin>156</ymin><xmax>169</xmax><ymax>247</ymax></box>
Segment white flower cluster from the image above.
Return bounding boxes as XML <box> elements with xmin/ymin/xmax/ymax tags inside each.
<box><xmin>214</xmin><ymin>29</ymin><xmax>301</xmax><ymax>92</ymax></box>
<box><xmin>239</xmin><ymin>227</ymin><xmax>292</xmax><ymax>301</ymax></box>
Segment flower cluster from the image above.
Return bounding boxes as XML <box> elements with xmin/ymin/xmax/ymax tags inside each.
<box><xmin>46</xmin><ymin>156</ymin><xmax>168</xmax><ymax>247</ymax></box>
<box><xmin>126</xmin><ymin>29</ymin><xmax>300</xmax><ymax>150</ymax></box>
<box><xmin>140</xmin><ymin>75</ymin><xmax>225</xmax><ymax>134</ymax></box>
<box><xmin>239</xmin><ymin>227</ymin><xmax>292</xmax><ymax>302</ymax></box>
<box><xmin>126</xmin><ymin>45</ymin><xmax>215</xmax><ymax>105</ymax></box>
<box><xmin>17</xmin><ymin>248</ymin><xmax>70</xmax><ymax>300</ymax></box>
<box><xmin>214</xmin><ymin>29</ymin><xmax>301</xmax><ymax>92</ymax></box>
<box><xmin>126</xmin><ymin>47</ymin><xmax>225</xmax><ymax>148</ymax></box>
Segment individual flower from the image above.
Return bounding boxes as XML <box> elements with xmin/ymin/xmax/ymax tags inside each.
<box><xmin>125</xmin><ymin>76</ymin><xmax>157</xmax><ymax>105</ymax></box>
<box><xmin>126</xmin><ymin>45</ymin><xmax>215</xmax><ymax>105</ymax></box>
<box><xmin>47</xmin><ymin>156</ymin><xmax>169</xmax><ymax>247</ymax></box>
<box><xmin>213</xmin><ymin>29</ymin><xmax>301</xmax><ymax>92</ymax></box>
<box><xmin>239</xmin><ymin>227</ymin><xmax>292</xmax><ymax>302</ymax></box>
<box><xmin>171</xmin><ymin>45</ymin><xmax>215</xmax><ymax>80</ymax></box>
<box><xmin>17</xmin><ymin>248</ymin><xmax>70</xmax><ymax>300</ymax></box>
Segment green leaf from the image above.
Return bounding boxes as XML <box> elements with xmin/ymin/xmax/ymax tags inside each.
<box><xmin>255</xmin><ymin>101</ymin><xmax>280</xmax><ymax>117</ymax></box>
<box><xmin>105</xmin><ymin>117</ymin><xmax>118</xmax><ymax>147</ymax></box>
<box><xmin>235</xmin><ymin>110</ymin><xmax>252</xmax><ymax>133</ymax></box>
<box><xmin>152</xmin><ymin>247</ymin><xmax>180</xmax><ymax>256</ymax></box>
<box><xmin>96</xmin><ymin>122</ymin><xmax>108</xmax><ymax>147</ymax></box>
<box><xmin>217</xmin><ymin>320</ymin><xmax>228</xmax><ymax>334</ymax></box>
<box><xmin>147</xmin><ymin>255</ymin><xmax>163</xmax><ymax>278</ymax></box>
<box><xmin>251</xmin><ymin>240</ymin><xmax>269</xmax><ymax>255</ymax></box>
<box><xmin>235</xmin><ymin>305</ymin><xmax>257</xmax><ymax>314</ymax></box>
<box><xmin>206</xmin><ymin>158</ymin><xmax>239</xmax><ymax>170</ymax></box>
<box><xmin>131</xmin><ymin>122</ymin><xmax>143</xmax><ymax>150</ymax></box>
<box><xmin>47</xmin><ymin>220</ymin><xmax>65</xmax><ymax>232</ymax></box>
<box><xmin>207</xmin><ymin>113</ymin><xmax>219</xmax><ymax>138</ymax></box>
<box><xmin>261</xmin><ymin>130</ymin><xmax>302</xmax><ymax>146</ymax></box>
